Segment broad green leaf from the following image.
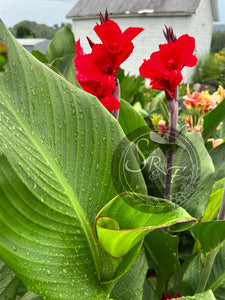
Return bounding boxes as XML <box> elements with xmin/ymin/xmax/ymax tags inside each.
<box><xmin>219</xmin><ymin>120</ymin><xmax>225</xmax><ymax>139</ymax></box>
<box><xmin>118</xmin><ymin>99</ymin><xmax>146</xmax><ymax>136</ymax></box>
<box><xmin>144</xmin><ymin>229</ymin><xmax>180</xmax><ymax>282</ymax></box>
<box><xmin>174</xmin><ymin>132</ymin><xmax>214</xmax><ymax>219</ymax></box>
<box><xmin>110</xmin><ymin>248</ymin><xmax>148</xmax><ymax>300</ymax></box>
<box><xmin>118</xmin><ymin>100</ymin><xmax>156</xmax><ymax>164</ymax></box>
<box><xmin>202</xmin><ymin>98</ymin><xmax>225</xmax><ymax>140</ymax></box>
<box><xmin>48</xmin><ymin>26</ymin><xmax>78</xmax><ymax>84</ymax></box>
<box><xmin>47</xmin><ymin>25</ymin><xmax>75</xmax><ymax>62</ymax></box>
<box><xmin>45</xmin><ymin>25</ymin><xmax>78</xmax><ymax>86</ymax></box>
<box><xmin>201</xmin><ymin>178</ymin><xmax>225</xmax><ymax>222</ymax></box>
<box><xmin>31</xmin><ymin>50</ymin><xmax>48</xmax><ymax>63</ymax></box>
<box><xmin>143</xmin><ymin>279</ymin><xmax>160</xmax><ymax>300</ymax></box>
<box><xmin>178</xmin><ymin>290</ymin><xmax>216</xmax><ymax>299</ymax></box>
<box><xmin>209</xmin><ymin>143</ymin><xmax>225</xmax><ymax>182</ymax></box>
<box><xmin>207</xmin><ymin>244</ymin><xmax>225</xmax><ymax>299</ymax></box>
<box><xmin>21</xmin><ymin>291</ymin><xmax>44</xmax><ymax>300</ymax></box>
<box><xmin>0</xmin><ymin>21</ymin><xmax>147</xmax><ymax>299</ymax></box>
<box><xmin>182</xmin><ymin>253</ymin><xmax>203</xmax><ymax>296</ymax></box>
<box><xmin>133</xmin><ymin>102</ymin><xmax>149</xmax><ymax>118</ymax></box>
<box><xmin>95</xmin><ymin>192</ymin><xmax>196</xmax><ymax>258</ymax></box>
<box><xmin>191</xmin><ymin>222</ymin><xmax>225</xmax><ymax>253</ymax></box>
<box><xmin>0</xmin><ymin>258</ymin><xmax>20</xmax><ymax>299</ymax></box>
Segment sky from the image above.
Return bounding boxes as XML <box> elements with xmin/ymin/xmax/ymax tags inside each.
<box><xmin>0</xmin><ymin>0</ymin><xmax>225</xmax><ymax>28</ymax></box>
<box><xmin>0</xmin><ymin>0</ymin><xmax>77</xmax><ymax>27</ymax></box>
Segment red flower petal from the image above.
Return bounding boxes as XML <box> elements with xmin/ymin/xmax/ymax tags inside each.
<box><xmin>123</xmin><ymin>27</ymin><xmax>144</xmax><ymax>42</ymax></box>
<box><xmin>74</xmin><ymin>17</ymin><xmax>143</xmax><ymax>112</ymax></box>
<box><xmin>75</xmin><ymin>39</ymin><xmax>84</xmax><ymax>56</ymax></box>
<box><xmin>100</xmin><ymin>94</ymin><xmax>120</xmax><ymax>110</ymax></box>
<box><xmin>94</xmin><ymin>20</ymin><xmax>123</xmax><ymax>52</ymax></box>
<box><xmin>139</xmin><ymin>32</ymin><xmax>197</xmax><ymax>100</ymax></box>
<box><xmin>164</xmin><ymin>293</ymin><xmax>182</xmax><ymax>299</ymax></box>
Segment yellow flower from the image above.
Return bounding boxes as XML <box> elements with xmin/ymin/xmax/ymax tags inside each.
<box><xmin>208</xmin><ymin>138</ymin><xmax>224</xmax><ymax>148</ymax></box>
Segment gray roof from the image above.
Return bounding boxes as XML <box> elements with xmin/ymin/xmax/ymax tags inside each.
<box><xmin>67</xmin><ymin>0</ymin><xmax>202</xmax><ymax>18</ymax></box>
<box><xmin>17</xmin><ymin>39</ymin><xmax>49</xmax><ymax>46</ymax></box>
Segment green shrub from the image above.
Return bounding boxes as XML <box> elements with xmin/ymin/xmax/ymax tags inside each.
<box><xmin>192</xmin><ymin>53</ymin><xmax>221</xmax><ymax>84</ymax></box>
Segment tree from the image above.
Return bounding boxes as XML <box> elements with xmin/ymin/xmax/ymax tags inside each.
<box><xmin>211</xmin><ymin>31</ymin><xmax>225</xmax><ymax>53</ymax></box>
<box><xmin>15</xmin><ymin>23</ymin><xmax>35</xmax><ymax>38</ymax></box>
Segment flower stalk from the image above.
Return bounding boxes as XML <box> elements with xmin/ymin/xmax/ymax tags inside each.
<box><xmin>139</xmin><ymin>26</ymin><xmax>197</xmax><ymax>200</ymax></box>
<box><xmin>165</xmin><ymin>89</ymin><xmax>178</xmax><ymax>200</ymax></box>
<box><xmin>110</xmin><ymin>79</ymin><xmax>120</xmax><ymax>120</ymax></box>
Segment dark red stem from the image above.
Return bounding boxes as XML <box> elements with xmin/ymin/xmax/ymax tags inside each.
<box><xmin>165</xmin><ymin>88</ymin><xmax>178</xmax><ymax>200</ymax></box>
<box><xmin>110</xmin><ymin>79</ymin><xmax>120</xmax><ymax>120</ymax></box>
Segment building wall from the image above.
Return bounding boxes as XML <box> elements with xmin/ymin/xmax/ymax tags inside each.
<box><xmin>71</xmin><ymin>0</ymin><xmax>213</xmax><ymax>83</ymax></box>
<box><xmin>17</xmin><ymin>39</ymin><xmax>50</xmax><ymax>54</ymax></box>
<box><xmin>189</xmin><ymin>0</ymin><xmax>213</xmax><ymax>57</ymax></box>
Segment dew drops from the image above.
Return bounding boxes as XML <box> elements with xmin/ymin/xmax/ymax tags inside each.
<box><xmin>46</xmin><ymin>270</ymin><xmax>51</xmax><ymax>275</ymax></box>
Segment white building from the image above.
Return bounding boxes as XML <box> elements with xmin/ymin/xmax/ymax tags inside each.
<box><xmin>67</xmin><ymin>0</ymin><xmax>219</xmax><ymax>82</ymax></box>
<box><xmin>17</xmin><ymin>39</ymin><xmax>50</xmax><ymax>54</ymax></box>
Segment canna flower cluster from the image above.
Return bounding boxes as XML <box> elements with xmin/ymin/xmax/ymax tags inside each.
<box><xmin>183</xmin><ymin>85</ymin><xmax>225</xmax><ymax>136</ymax></box>
<box><xmin>183</xmin><ymin>85</ymin><xmax>225</xmax><ymax>112</ymax></box>
<box><xmin>139</xmin><ymin>28</ymin><xmax>197</xmax><ymax>100</ymax></box>
<box><xmin>74</xmin><ymin>10</ymin><xmax>144</xmax><ymax>111</ymax></box>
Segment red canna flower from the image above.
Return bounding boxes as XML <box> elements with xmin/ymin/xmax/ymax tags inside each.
<box><xmin>75</xmin><ymin>40</ymin><xmax>118</xmax><ymax>81</ymax></box>
<box><xmin>164</xmin><ymin>293</ymin><xmax>183</xmax><ymax>299</ymax></box>
<box><xmin>78</xmin><ymin>78</ymin><xmax>120</xmax><ymax>111</ymax></box>
<box><xmin>74</xmin><ymin>11</ymin><xmax>143</xmax><ymax>112</ymax></box>
<box><xmin>94</xmin><ymin>19</ymin><xmax>144</xmax><ymax>65</ymax></box>
<box><xmin>139</xmin><ymin>31</ymin><xmax>197</xmax><ymax>100</ymax></box>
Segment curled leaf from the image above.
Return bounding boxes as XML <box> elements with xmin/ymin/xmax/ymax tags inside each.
<box><xmin>94</xmin><ymin>192</ymin><xmax>196</xmax><ymax>258</ymax></box>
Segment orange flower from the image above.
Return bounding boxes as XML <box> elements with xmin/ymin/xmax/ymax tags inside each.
<box><xmin>183</xmin><ymin>86</ymin><xmax>216</xmax><ymax>112</ymax></box>
<box><xmin>208</xmin><ymin>138</ymin><xmax>224</xmax><ymax>148</ymax></box>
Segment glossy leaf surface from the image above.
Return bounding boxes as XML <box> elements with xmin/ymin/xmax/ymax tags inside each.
<box><xmin>0</xmin><ymin>21</ymin><xmax>147</xmax><ymax>299</ymax></box>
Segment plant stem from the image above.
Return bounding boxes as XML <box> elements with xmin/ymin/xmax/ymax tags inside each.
<box><xmin>165</xmin><ymin>89</ymin><xmax>178</xmax><ymax>200</ymax></box>
<box><xmin>196</xmin><ymin>248</ymin><xmax>219</xmax><ymax>293</ymax></box>
<box><xmin>110</xmin><ymin>79</ymin><xmax>120</xmax><ymax>120</ymax></box>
